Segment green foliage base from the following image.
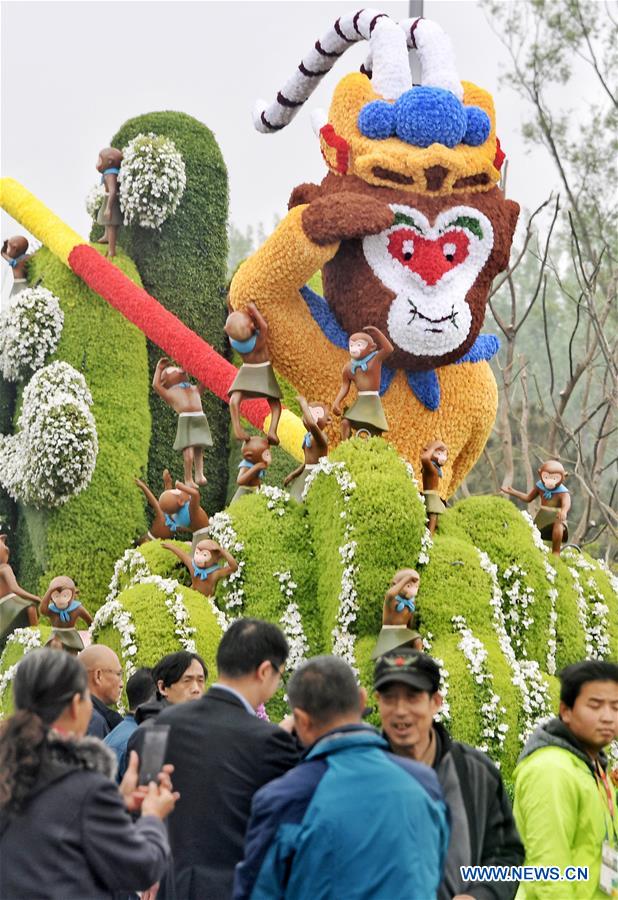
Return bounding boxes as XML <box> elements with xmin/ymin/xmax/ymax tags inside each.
<box><xmin>15</xmin><ymin>247</ymin><xmax>150</xmax><ymax>605</ymax></box>
<box><xmin>100</xmin><ymin>111</ymin><xmax>230</xmax><ymax>514</ymax></box>
<box><xmin>2</xmin><ymin>440</ymin><xmax>616</xmax><ymax>781</ymax></box>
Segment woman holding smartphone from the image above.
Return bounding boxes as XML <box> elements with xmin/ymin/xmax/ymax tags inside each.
<box><xmin>0</xmin><ymin>648</ymin><xmax>178</xmax><ymax>899</ymax></box>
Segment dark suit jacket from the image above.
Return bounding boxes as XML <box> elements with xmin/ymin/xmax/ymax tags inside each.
<box><xmin>157</xmin><ymin>686</ymin><xmax>300</xmax><ymax>900</ymax></box>
<box><xmin>87</xmin><ymin>694</ymin><xmax>123</xmax><ymax>739</ymax></box>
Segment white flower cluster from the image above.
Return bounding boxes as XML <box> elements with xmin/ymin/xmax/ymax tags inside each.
<box><xmin>477</xmin><ymin>550</ymin><xmax>552</xmax><ymax>743</ymax></box>
<box><xmin>276</xmin><ymin>571</ymin><xmax>309</xmax><ymax>671</ymax></box>
<box><xmin>519</xmin><ymin>509</ymin><xmax>549</xmax><ymax>554</ymax></box>
<box><xmin>501</xmin><ymin>564</ymin><xmax>535</xmax><ymax>657</ymax></box>
<box><xmin>418</xmin><ymin>528</ymin><xmax>434</xmax><ymax>566</ymax></box>
<box><xmin>85</xmin><ymin>182</ymin><xmax>106</xmax><ymax>218</ymax></box>
<box><xmin>259</xmin><ymin>484</ymin><xmax>290</xmax><ymax>517</ymax></box>
<box><xmin>0</xmin><ymin>628</ymin><xmax>43</xmax><ymax>710</ymax></box>
<box><xmin>452</xmin><ymin>614</ymin><xmax>509</xmax><ymax>760</ymax></box>
<box><xmin>421</xmin><ymin>631</ymin><xmax>451</xmax><ymax>721</ymax></box>
<box><xmin>0</xmin><ymin>361</ymin><xmax>98</xmax><ymax>508</ymax></box>
<box><xmin>561</xmin><ymin>550</ymin><xmax>611</xmax><ymax>659</ymax></box>
<box><xmin>597</xmin><ymin>559</ymin><xmax>618</xmax><ymax>596</ymax></box>
<box><xmin>208</xmin><ymin>511</ymin><xmax>246</xmax><ymax>613</ymax></box>
<box><xmin>119</xmin><ymin>133</ymin><xmax>186</xmax><ymax>229</ymax></box>
<box><xmin>401</xmin><ymin>459</ymin><xmax>433</xmax><ymax>564</ymax></box>
<box><xmin>143</xmin><ymin>574</ymin><xmax>199</xmax><ymax>652</ymax></box>
<box><xmin>0</xmin><ymin>287</ymin><xmax>64</xmax><ymax>381</ymax></box>
<box><xmin>90</xmin><ymin>597</ymin><xmax>139</xmax><ymax>678</ymax></box>
<box><xmin>304</xmin><ymin>458</ymin><xmax>359</xmax><ymax>669</ymax></box>
<box><xmin>89</xmin><ymin>548</ymin><xmax>152</xmax><ymax>677</ymax></box>
<box><xmin>154</xmin><ymin>575</ymin><xmax>196</xmax><ymax>652</ymax></box>
<box><xmin>106</xmin><ymin>548</ymin><xmax>151</xmax><ymax>603</ymax></box>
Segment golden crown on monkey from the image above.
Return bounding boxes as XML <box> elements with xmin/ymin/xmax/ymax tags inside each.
<box><xmin>230</xmin><ymin>9</ymin><xmax>520</xmax><ymax>498</ymax></box>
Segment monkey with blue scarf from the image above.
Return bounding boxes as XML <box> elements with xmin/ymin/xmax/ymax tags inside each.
<box><xmin>502</xmin><ymin>459</ymin><xmax>570</xmax><ymax>556</ymax></box>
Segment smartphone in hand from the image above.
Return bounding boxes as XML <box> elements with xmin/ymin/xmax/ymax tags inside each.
<box><xmin>138</xmin><ymin>725</ymin><xmax>171</xmax><ymax>786</ymax></box>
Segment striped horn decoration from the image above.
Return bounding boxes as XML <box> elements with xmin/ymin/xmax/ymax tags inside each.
<box><xmin>253</xmin><ymin>8</ymin><xmax>412</xmax><ymax>134</ymax></box>
<box><xmin>399</xmin><ymin>17</ymin><xmax>463</xmax><ymax>100</ymax></box>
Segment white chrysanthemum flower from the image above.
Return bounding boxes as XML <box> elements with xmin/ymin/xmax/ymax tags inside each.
<box><xmin>85</xmin><ymin>182</ymin><xmax>106</xmax><ymax>219</ymax></box>
<box><xmin>0</xmin><ymin>361</ymin><xmax>97</xmax><ymax>508</ymax></box>
<box><xmin>0</xmin><ymin>287</ymin><xmax>64</xmax><ymax>381</ymax></box>
<box><xmin>119</xmin><ymin>133</ymin><xmax>186</xmax><ymax>229</ymax></box>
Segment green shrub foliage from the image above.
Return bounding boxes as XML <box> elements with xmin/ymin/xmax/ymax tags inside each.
<box><xmin>2</xmin><ymin>440</ymin><xmax>616</xmax><ymax>780</ymax></box>
<box><xmin>15</xmin><ymin>247</ymin><xmax>150</xmax><ymax>604</ymax></box>
<box><xmin>0</xmin><ymin>375</ymin><xmax>17</xmax><ymax>541</ymax></box>
<box><xmin>101</xmin><ymin>112</ymin><xmax>230</xmax><ymax>515</ymax></box>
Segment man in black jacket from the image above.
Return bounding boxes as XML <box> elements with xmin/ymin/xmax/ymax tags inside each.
<box><xmin>375</xmin><ymin>649</ymin><xmax>524</xmax><ymax>900</ymax></box>
<box><xmin>80</xmin><ymin>644</ymin><xmax>124</xmax><ymax>738</ymax></box>
<box><xmin>157</xmin><ymin>618</ymin><xmax>301</xmax><ymax>900</ymax></box>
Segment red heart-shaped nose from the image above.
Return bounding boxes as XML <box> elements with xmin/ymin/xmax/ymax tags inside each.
<box><xmin>387</xmin><ymin>229</ymin><xmax>470</xmax><ymax>286</ymax></box>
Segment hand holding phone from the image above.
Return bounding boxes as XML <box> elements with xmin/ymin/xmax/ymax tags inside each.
<box><xmin>138</xmin><ymin>725</ymin><xmax>171</xmax><ymax>785</ymax></box>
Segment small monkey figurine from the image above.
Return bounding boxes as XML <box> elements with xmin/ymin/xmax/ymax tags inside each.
<box><xmin>225</xmin><ymin>303</ymin><xmax>282</xmax><ymax>445</ymax></box>
<box><xmin>162</xmin><ymin>539</ymin><xmax>238</xmax><ymax>598</ymax></box>
<box><xmin>502</xmin><ymin>459</ymin><xmax>571</xmax><ymax>555</ymax></box>
<box><xmin>371</xmin><ymin>568</ymin><xmax>423</xmax><ymax>660</ymax></box>
<box><xmin>283</xmin><ymin>396</ymin><xmax>331</xmax><ymax>502</ymax></box>
<box><xmin>231</xmin><ymin>436</ymin><xmax>272</xmax><ymax>504</ymax></box>
<box><xmin>1</xmin><ymin>236</ymin><xmax>31</xmax><ymax>298</ymax></box>
<box><xmin>421</xmin><ymin>441</ymin><xmax>448</xmax><ymax>534</ymax></box>
<box><xmin>152</xmin><ymin>357</ymin><xmax>213</xmax><ymax>485</ymax></box>
<box><xmin>332</xmin><ymin>326</ymin><xmax>393</xmax><ymax>440</ymax></box>
<box><xmin>41</xmin><ymin>576</ymin><xmax>93</xmax><ymax>654</ymax></box>
<box><xmin>0</xmin><ymin>534</ymin><xmax>40</xmax><ymax>633</ymax></box>
<box><xmin>95</xmin><ymin>147</ymin><xmax>123</xmax><ymax>257</ymax></box>
<box><xmin>134</xmin><ymin>469</ymin><xmax>175</xmax><ymax>542</ymax></box>
<box><xmin>157</xmin><ymin>481</ymin><xmax>210</xmax><ymax>551</ymax></box>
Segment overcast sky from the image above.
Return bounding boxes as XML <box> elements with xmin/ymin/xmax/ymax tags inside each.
<box><xmin>0</xmin><ymin>0</ymin><xmax>594</xmax><ymax>301</ymax></box>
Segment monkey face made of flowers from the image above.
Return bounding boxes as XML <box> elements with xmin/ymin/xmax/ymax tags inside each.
<box><xmin>254</xmin><ymin>10</ymin><xmax>519</xmax><ymax>372</ymax></box>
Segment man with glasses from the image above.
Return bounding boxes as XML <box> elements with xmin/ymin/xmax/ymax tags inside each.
<box><xmin>79</xmin><ymin>644</ymin><xmax>124</xmax><ymax>739</ymax></box>
<box><xmin>156</xmin><ymin>618</ymin><xmax>300</xmax><ymax>900</ymax></box>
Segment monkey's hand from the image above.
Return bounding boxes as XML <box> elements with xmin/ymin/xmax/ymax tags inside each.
<box><xmin>500</xmin><ymin>486</ymin><xmax>514</xmax><ymax>496</ymax></box>
<box><xmin>302</xmin><ymin>193</ymin><xmax>394</xmax><ymax>246</ymax></box>
<box><xmin>332</xmin><ymin>403</ymin><xmax>343</xmax><ymax>417</ymax></box>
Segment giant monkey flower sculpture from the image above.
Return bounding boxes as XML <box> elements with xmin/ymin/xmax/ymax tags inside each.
<box><xmin>230</xmin><ymin>10</ymin><xmax>520</xmax><ymax>496</ymax></box>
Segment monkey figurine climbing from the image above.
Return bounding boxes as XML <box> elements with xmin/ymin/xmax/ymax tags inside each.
<box><xmin>283</xmin><ymin>396</ymin><xmax>331</xmax><ymax>501</ymax></box>
<box><xmin>155</xmin><ymin>480</ymin><xmax>210</xmax><ymax>552</ymax></box>
<box><xmin>0</xmin><ymin>534</ymin><xmax>40</xmax><ymax>633</ymax></box>
<box><xmin>421</xmin><ymin>441</ymin><xmax>448</xmax><ymax>534</ymax></box>
<box><xmin>95</xmin><ymin>147</ymin><xmax>123</xmax><ymax>257</ymax></box>
<box><xmin>371</xmin><ymin>568</ymin><xmax>423</xmax><ymax>660</ymax></box>
<box><xmin>41</xmin><ymin>576</ymin><xmax>93</xmax><ymax>654</ymax></box>
<box><xmin>502</xmin><ymin>459</ymin><xmax>571</xmax><ymax>555</ymax></box>
<box><xmin>152</xmin><ymin>357</ymin><xmax>212</xmax><ymax>485</ymax></box>
<box><xmin>225</xmin><ymin>303</ymin><xmax>282</xmax><ymax>446</ymax></box>
<box><xmin>1</xmin><ymin>235</ymin><xmax>31</xmax><ymax>298</ymax></box>
<box><xmin>332</xmin><ymin>325</ymin><xmax>393</xmax><ymax>439</ymax></box>
<box><xmin>134</xmin><ymin>469</ymin><xmax>176</xmax><ymax>542</ymax></box>
<box><xmin>162</xmin><ymin>539</ymin><xmax>239</xmax><ymax>598</ymax></box>
<box><xmin>231</xmin><ymin>436</ymin><xmax>272</xmax><ymax>504</ymax></box>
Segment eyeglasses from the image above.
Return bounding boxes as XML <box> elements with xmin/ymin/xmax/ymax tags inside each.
<box><xmin>98</xmin><ymin>668</ymin><xmax>123</xmax><ymax>678</ymax></box>
<box><xmin>270</xmin><ymin>661</ymin><xmax>287</xmax><ymax>686</ymax></box>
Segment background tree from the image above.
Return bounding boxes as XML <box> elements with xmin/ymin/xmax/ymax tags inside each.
<box><xmin>466</xmin><ymin>0</ymin><xmax>618</xmax><ymax>560</ymax></box>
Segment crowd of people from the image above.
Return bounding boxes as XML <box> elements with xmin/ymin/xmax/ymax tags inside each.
<box><xmin>0</xmin><ymin>618</ymin><xmax>617</xmax><ymax>900</ymax></box>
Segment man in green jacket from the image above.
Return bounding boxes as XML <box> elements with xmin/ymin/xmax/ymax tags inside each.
<box><xmin>514</xmin><ymin>659</ymin><xmax>618</xmax><ymax>899</ymax></box>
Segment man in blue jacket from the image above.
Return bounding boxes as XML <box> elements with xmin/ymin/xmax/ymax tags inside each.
<box><xmin>234</xmin><ymin>655</ymin><xmax>449</xmax><ymax>900</ymax></box>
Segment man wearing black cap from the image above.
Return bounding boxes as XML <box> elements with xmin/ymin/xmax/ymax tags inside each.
<box><xmin>375</xmin><ymin>649</ymin><xmax>524</xmax><ymax>900</ymax></box>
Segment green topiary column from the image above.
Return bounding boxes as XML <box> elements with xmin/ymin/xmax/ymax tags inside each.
<box><xmin>101</xmin><ymin>112</ymin><xmax>230</xmax><ymax>514</ymax></box>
